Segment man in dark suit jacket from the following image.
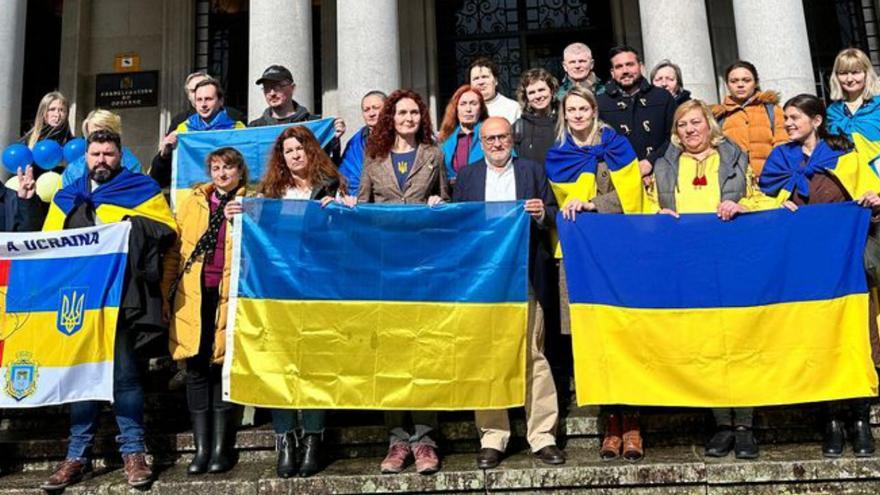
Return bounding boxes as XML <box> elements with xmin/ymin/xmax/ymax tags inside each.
<box><xmin>453</xmin><ymin>116</ymin><xmax>564</xmax><ymax>469</ymax></box>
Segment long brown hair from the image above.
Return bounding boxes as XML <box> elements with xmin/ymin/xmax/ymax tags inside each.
<box><xmin>258</xmin><ymin>126</ymin><xmax>344</xmax><ymax>198</ymax></box>
<box><xmin>438</xmin><ymin>85</ymin><xmax>488</xmax><ymax>142</ymax></box>
<box><xmin>366</xmin><ymin>89</ymin><xmax>436</xmax><ymax>160</ymax></box>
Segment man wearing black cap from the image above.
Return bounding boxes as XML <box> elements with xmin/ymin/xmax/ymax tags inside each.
<box><xmin>249</xmin><ymin>65</ymin><xmax>345</xmax><ymax>163</ymax></box>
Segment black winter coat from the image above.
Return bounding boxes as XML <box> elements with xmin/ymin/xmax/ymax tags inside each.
<box><xmin>597</xmin><ymin>78</ymin><xmax>675</xmax><ymax>165</ymax></box>
<box><xmin>513</xmin><ymin>112</ymin><xmax>557</xmax><ymax>165</ymax></box>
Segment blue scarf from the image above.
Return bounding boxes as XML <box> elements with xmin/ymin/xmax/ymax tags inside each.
<box><xmin>339</xmin><ymin>126</ymin><xmax>368</xmax><ymax>194</ymax></box>
<box><xmin>827</xmin><ymin>97</ymin><xmax>880</xmax><ymax>143</ymax></box>
<box><xmin>759</xmin><ymin>140</ymin><xmax>845</xmax><ymax>197</ymax></box>
<box><xmin>184</xmin><ymin>109</ymin><xmax>238</xmax><ymax>132</ymax></box>
<box><xmin>544</xmin><ymin>127</ymin><xmax>637</xmax><ymax>182</ymax></box>
<box><xmin>440</xmin><ymin>123</ymin><xmax>484</xmax><ymax>180</ymax></box>
<box><xmin>53</xmin><ymin>168</ymin><xmax>163</xmax><ymax>215</ymax></box>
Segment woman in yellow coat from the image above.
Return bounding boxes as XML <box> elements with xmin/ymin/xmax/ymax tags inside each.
<box><xmin>162</xmin><ymin>147</ymin><xmax>248</xmax><ymax>476</ymax></box>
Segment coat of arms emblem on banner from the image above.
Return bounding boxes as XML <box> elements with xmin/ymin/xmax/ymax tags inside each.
<box><xmin>57</xmin><ymin>287</ymin><xmax>87</xmax><ymax>336</ymax></box>
<box><xmin>5</xmin><ymin>352</ymin><xmax>39</xmax><ymax>401</ymax></box>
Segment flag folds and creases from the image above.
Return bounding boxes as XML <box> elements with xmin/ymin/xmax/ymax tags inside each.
<box><xmin>172</xmin><ymin>119</ymin><xmax>336</xmax><ymax>208</ymax></box>
<box><xmin>558</xmin><ymin>203</ymin><xmax>878</xmax><ymax>407</ymax></box>
<box><xmin>224</xmin><ymin>200</ymin><xmax>530</xmax><ymax>410</ymax></box>
<box><xmin>0</xmin><ymin>223</ymin><xmax>129</xmax><ymax>407</ymax></box>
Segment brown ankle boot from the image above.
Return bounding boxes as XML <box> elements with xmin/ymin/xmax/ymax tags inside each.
<box><xmin>600</xmin><ymin>413</ymin><xmax>623</xmax><ymax>460</ymax></box>
<box><xmin>622</xmin><ymin>414</ymin><xmax>644</xmax><ymax>461</ymax></box>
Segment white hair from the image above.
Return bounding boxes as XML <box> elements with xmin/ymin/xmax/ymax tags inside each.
<box><xmin>563</xmin><ymin>43</ymin><xmax>592</xmax><ymax>60</ymax></box>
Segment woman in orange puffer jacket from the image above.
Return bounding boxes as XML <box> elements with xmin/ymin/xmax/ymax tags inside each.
<box><xmin>712</xmin><ymin>61</ymin><xmax>788</xmax><ymax>179</ymax></box>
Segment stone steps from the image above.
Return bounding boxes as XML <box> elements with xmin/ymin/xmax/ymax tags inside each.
<box><xmin>3</xmin><ymin>445</ymin><xmax>880</xmax><ymax>494</ymax></box>
<box><xmin>2</xmin><ymin>406</ymin><xmax>878</xmax><ymax>475</ymax></box>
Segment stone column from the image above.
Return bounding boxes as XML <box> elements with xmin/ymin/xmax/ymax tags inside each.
<box><xmin>639</xmin><ymin>0</ymin><xmax>717</xmax><ymax>103</ymax></box>
<box><xmin>732</xmin><ymin>0</ymin><xmax>815</xmax><ymax>99</ymax></box>
<box><xmin>337</xmin><ymin>0</ymin><xmax>400</xmax><ymax>146</ymax></box>
<box><xmin>248</xmin><ymin>0</ymin><xmax>313</xmax><ymax>121</ymax></box>
<box><xmin>160</xmin><ymin>0</ymin><xmax>194</xmax><ymax>136</ymax></box>
<box><xmin>0</xmin><ymin>0</ymin><xmax>27</xmax><ymax>148</ymax></box>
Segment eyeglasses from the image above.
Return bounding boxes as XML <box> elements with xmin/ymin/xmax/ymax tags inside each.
<box><xmin>262</xmin><ymin>82</ymin><xmax>292</xmax><ymax>94</ymax></box>
<box><xmin>482</xmin><ymin>133</ymin><xmax>511</xmax><ymax>144</ymax></box>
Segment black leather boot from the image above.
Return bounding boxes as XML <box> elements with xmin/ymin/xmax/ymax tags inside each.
<box><xmin>207</xmin><ymin>408</ymin><xmax>237</xmax><ymax>473</ymax></box>
<box><xmin>298</xmin><ymin>433</ymin><xmax>322</xmax><ymax>477</ymax></box>
<box><xmin>733</xmin><ymin>426</ymin><xmax>758</xmax><ymax>459</ymax></box>
<box><xmin>276</xmin><ymin>432</ymin><xmax>298</xmax><ymax>478</ymax></box>
<box><xmin>823</xmin><ymin>419</ymin><xmax>846</xmax><ymax>458</ymax></box>
<box><xmin>851</xmin><ymin>400</ymin><xmax>875</xmax><ymax>457</ymax></box>
<box><xmin>705</xmin><ymin>427</ymin><xmax>734</xmax><ymax>457</ymax></box>
<box><xmin>187</xmin><ymin>411</ymin><xmax>211</xmax><ymax>475</ymax></box>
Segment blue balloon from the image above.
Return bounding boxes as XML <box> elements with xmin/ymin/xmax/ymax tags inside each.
<box><xmin>32</xmin><ymin>139</ymin><xmax>64</xmax><ymax>169</ymax></box>
<box><xmin>63</xmin><ymin>137</ymin><xmax>87</xmax><ymax>163</ymax></box>
<box><xmin>2</xmin><ymin>143</ymin><xmax>33</xmax><ymax>173</ymax></box>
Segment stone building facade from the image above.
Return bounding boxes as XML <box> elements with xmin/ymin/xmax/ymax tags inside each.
<box><xmin>0</xmin><ymin>0</ymin><xmax>878</xmax><ymax>166</ymax></box>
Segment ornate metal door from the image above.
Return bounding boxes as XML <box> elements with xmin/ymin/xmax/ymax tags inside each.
<box><xmin>436</xmin><ymin>0</ymin><xmax>614</xmax><ymax>103</ymax></box>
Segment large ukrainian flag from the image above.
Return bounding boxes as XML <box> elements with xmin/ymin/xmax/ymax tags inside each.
<box><xmin>0</xmin><ymin>223</ymin><xmax>129</xmax><ymax>407</ymax></box>
<box><xmin>558</xmin><ymin>203</ymin><xmax>878</xmax><ymax>407</ymax></box>
<box><xmin>172</xmin><ymin>119</ymin><xmax>336</xmax><ymax>209</ymax></box>
<box><xmin>223</xmin><ymin>199</ymin><xmax>529</xmax><ymax>410</ymax></box>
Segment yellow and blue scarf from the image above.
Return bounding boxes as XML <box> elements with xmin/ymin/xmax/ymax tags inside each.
<box><xmin>44</xmin><ymin>169</ymin><xmax>176</xmax><ymax>232</ymax></box>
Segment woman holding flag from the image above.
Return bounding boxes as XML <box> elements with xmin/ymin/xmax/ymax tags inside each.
<box><xmin>437</xmin><ymin>84</ymin><xmax>488</xmax><ymax>183</ymax></box>
<box><xmin>545</xmin><ymin>86</ymin><xmax>646</xmax><ymax>461</ymax></box>
<box><xmin>760</xmin><ymin>93</ymin><xmax>880</xmax><ymax>459</ymax></box>
<box><xmin>162</xmin><ymin>147</ymin><xmax>248</xmax><ymax>476</ymax></box>
<box><xmin>257</xmin><ymin>125</ymin><xmax>346</xmax><ymax>478</ymax></box>
<box><xmin>654</xmin><ymin>99</ymin><xmax>775</xmax><ymax>460</ymax></box>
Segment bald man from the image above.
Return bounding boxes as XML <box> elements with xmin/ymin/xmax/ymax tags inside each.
<box><xmin>556</xmin><ymin>42</ymin><xmax>603</xmax><ymax>101</ymax></box>
<box><xmin>453</xmin><ymin>116</ymin><xmax>564</xmax><ymax>468</ymax></box>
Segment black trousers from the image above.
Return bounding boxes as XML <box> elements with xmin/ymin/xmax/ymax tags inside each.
<box><xmin>185</xmin><ymin>286</ymin><xmax>234</xmax><ymax>414</ymax></box>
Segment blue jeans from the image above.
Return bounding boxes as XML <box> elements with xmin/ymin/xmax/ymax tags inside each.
<box><xmin>67</xmin><ymin>324</ymin><xmax>145</xmax><ymax>460</ymax></box>
<box><xmin>271</xmin><ymin>409</ymin><xmax>326</xmax><ymax>436</ymax></box>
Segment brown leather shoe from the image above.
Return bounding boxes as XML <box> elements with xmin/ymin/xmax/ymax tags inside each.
<box><xmin>534</xmin><ymin>445</ymin><xmax>565</xmax><ymax>465</ymax></box>
<box><xmin>600</xmin><ymin>413</ymin><xmax>623</xmax><ymax>460</ymax></box>
<box><xmin>622</xmin><ymin>414</ymin><xmax>644</xmax><ymax>461</ymax></box>
<box><xmin>41</xmin><ymin>458</ymin><xmax>92</xmax><ymax>490</ymax></box>
<box><xmin>123</xmin><ymin>453</ymin><xmax>153</xmax><ymax>488</ymax></box>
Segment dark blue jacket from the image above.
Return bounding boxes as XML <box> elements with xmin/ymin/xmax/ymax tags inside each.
<box><xmin>597</xmin><ymin>78</ymin><xmax>676</xmax><ymax>165</ymax></box>
<box><xmin>453</xmin><ymin>157</ymin><xmax>558</xmax><ymax>306</ymax></box>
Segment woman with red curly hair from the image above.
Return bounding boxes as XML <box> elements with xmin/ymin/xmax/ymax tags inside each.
<box><xmin>352</xmin><ymin>90</ymin><xmax>448</xmax><ymax>475</ymax></box>
<box><xmin>356</xmin><ymin>89</ymin><xmax>449</xmax><ymax>205</ymax></box>
<box><xmin>437</xmin><ymin>85</ymin><xmax>488</xmax><ymax>181</ymax></box>
<box><xmin>256</xmin><ymin>125</ymin><xmax>344</xmax><ymax>479</ymax></box>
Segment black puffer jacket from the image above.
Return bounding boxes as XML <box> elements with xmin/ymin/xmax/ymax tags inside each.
<box><xmin>513</xmin><ymin>112</ymin><xmax>557</xmax><ymax>165</ymax></box>
<box><xmin>597</xmin><ymin>78</ymin><xmax>676</xmax><ymax>165</ymax></box>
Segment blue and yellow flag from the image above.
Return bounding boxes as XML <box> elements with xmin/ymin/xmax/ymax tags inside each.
<box><xmin>558</xmin><ymin>203</ymin><xmax>878</xmax><ymax>407</ymax></box>
<box><xmin>0</xmin><ymin>223</ymin><xmax>129</xmax><ymax>407</ymax></box>
<box><xmin>172</xmin><ymin>119</ymin><xmax>335</xmax><ymax>208</ymax></box>
<box><xmin>828</xmin><ymin>97</ymin><xmax>880</xmax><ymax>178</ymax></box>
<box><xmin>761</xmin><ymin>140</ymin><xmax>880</xmax><ymax>202</ymax></box>
<box><xmin>223</xmin><ymin>200</ymin><xmax>529</xmax><ymax>410</ymax></box>
<box><xmin>544</xmin><ymin>127</ymin><xmax>645</xmax><ymax>256</ymax></box>
<box><xmin>43</xmin><ymin>169</ymin><xmax>176</xmax><ymax>232</ymax></box>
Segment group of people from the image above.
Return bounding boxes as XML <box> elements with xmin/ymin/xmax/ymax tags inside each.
<box><xmin>3</xmin><ymin>40</ymin><xmax>880</xmax><ymax>492</ymax></box>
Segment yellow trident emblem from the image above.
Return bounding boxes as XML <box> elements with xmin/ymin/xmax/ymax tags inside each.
<box><xmin>57</xmin><ymin>289</ymin><xmax>86</xmax><ymax>336</ymax></box>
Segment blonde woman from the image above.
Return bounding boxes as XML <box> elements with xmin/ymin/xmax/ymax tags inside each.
<box><xmin>544</xmin><ymin>86</ymin><xmax>645</xmax><ymax>461</ymax></box>
<box><xmin>826</xmin><ymin>48</ymin><xmax>880</xmax><ymax>147</ymax></box>
<box><xmin>61</xmin><ymin>109</ymin><xmax>143</xmax><ymax>186</ymax></box>
<box><xmin>20</xmin><ymin>91</ymin><xmax>72</xmax><ymax>148</ymax></box>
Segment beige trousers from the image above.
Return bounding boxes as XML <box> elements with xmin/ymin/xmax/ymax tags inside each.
<box><xmin>474</xmin><ymin>296</ymin><xmax>559</xmax><ymax>452</ymax></box>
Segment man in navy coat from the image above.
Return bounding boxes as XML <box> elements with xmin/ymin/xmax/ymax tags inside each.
<box><xmin>453</xmin><ymin>116</ymin><xmax>564</xmax><ymax>468</ymax></box>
